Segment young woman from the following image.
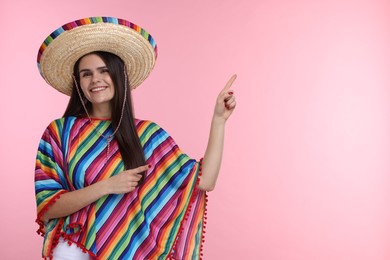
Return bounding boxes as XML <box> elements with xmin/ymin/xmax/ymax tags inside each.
<box><xmin>35</xmin><ymin>17</ymin><xmax>236</xmax><ymax>260</ymax></box>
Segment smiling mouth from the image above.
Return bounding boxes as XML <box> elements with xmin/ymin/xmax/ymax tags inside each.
<box><xmin>90</xmin><ymin>86</ymin><xmax>108</xmax><ymax>92</ymax></box>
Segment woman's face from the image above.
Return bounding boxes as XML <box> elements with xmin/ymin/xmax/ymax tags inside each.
<box><xmin>78</xmin><ymin>53</ymin><xmax>115</xmax><ymax>108</ymax></box>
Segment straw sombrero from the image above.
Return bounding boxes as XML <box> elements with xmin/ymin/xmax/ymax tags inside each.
<box><xmin>37</xmin><ymin>17</ymin><xmax>158</xmax><ymax>95</ymax></box>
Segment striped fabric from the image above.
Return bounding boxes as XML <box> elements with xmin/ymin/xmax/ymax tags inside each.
<box><xmin>35</xmin><ymin>117</ymin><xmax>206</xmax><ymax>259</ymax></box>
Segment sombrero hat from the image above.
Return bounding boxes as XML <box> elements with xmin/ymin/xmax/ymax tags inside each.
<box><xmin>37</xmin><ymin>17</ymin><xmax>158</xmax><ymax>95</ymax></box>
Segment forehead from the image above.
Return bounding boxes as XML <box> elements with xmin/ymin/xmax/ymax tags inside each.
<box><xmin>78</xmin><ymin>54</ymin><xmax>107</xmax><ymax>69</ymax></box>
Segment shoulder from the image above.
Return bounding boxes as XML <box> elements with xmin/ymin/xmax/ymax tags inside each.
<box><xmin>45</xmin><ymin>116</ymin><xmax>78</xmax><ymax>130</ymax></box>
<box><xmin>135</xmin><ymin>119</ymin><xmax>171</xmax><ymax>142</ymax></box>
<box><xmin>42</xmin><ymin>116</ymin><xmax>81</xmax><ymax>136</ymax></box>
<box><xmin>135</xmin><ymin>119</ymin><xmax>161</xmax><ymax>132</ymax></box>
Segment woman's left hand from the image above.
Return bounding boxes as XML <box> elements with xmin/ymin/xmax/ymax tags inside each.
<box><xmin>213</xmin><ymin>74</ymin><xmax>237</xmax><ymax>122</ymax></box>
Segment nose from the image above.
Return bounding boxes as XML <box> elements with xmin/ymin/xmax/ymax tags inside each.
<box><xmin>91</xmin><ymin>72</ymin><xmax>101</xmax><ymax>84</ymax></box>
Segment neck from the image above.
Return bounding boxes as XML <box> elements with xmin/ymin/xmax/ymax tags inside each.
<box><xmin>91</xmin><ymin>103</ymin><xmax>112</xmax><ymax>119</ymax></box>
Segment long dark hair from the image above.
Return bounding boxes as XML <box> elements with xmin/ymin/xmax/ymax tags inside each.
<box><xmin>64</xmin><ymin>51</ymin><xmax>146</xmax><ymax>177</ymax></box>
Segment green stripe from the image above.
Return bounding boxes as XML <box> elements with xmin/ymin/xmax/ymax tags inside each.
<box><xmin>68</xmin><ymin>121</ymin><xmax>111</xmax><ymax>183</ymax></box>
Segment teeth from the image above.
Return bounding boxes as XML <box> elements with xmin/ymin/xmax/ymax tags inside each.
<box><xmin>91</xmin><ymin>87</ymin><xmax>106</xmax><ymax>92</ymax></box>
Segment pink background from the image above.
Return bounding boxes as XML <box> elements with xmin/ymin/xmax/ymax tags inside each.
<box><xmin>1</xmin><ymin>0</ymin><xmax>390</xmax><ymax>259</ymax></box>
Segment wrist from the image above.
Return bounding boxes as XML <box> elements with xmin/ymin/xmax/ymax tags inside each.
<box><xmin>212</xmin><ymin>115</ymin><xmax>227</xmax><ymax>126</ymax></box>
<box><xmin>96</xmin><ymin>179</ymin><xmax>110</xmax><ymax>196</ymax></box>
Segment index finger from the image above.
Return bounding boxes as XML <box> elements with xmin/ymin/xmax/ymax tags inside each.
<box><xmin>222</xmin><ymin>74</ymin><xmax>237</xmax><ymax>92</ymax></box>
<box><xmin>132</xmin><ymin>165</ymin><xmax>150</xmax><ymax>173</ymax></box>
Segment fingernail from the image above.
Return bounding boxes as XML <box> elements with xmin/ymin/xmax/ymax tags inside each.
<box><xmin>228</xmin><ymin>91</ymin><xmax>233</xmax><ymax>95</ymax></box>
<box><xmin>148</xmin><ymin>164</ymin><xmax>151</xmax><ymax>168</ymax></box>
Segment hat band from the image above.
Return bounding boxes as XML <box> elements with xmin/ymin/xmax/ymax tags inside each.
<box><xmin>37</xmin><ymin>17</ymin><xmax>158</xmax><ymax>66</ymax></box>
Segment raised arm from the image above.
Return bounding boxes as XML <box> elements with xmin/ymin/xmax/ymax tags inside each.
<box><xmin>198</xmin><ymin>75</ymin><xmax>237</xmax><ymax>191</ymax></box>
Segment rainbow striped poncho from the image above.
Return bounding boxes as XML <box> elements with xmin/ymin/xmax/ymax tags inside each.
<box><xmin>35</xmin><ymin>117</ymin><xmax>207</xmax><ymax>259</ymax></box>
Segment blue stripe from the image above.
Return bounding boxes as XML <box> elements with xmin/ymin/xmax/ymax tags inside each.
<box><xmin>119</xmin><ymin>159</ymin><xmax>195</xmax><ymax>258</ymax></box>
<box><xmin>70</xmin><ymin>122</ymin><xmax>112</xmax><ymax>189</ymax></box>
<box><xmin>38</xmin><ymin>139</ymin><xmax>55</xmax><ymax>161</ymax></box>
<box><xmin>96</xmin><ymin>194</ymin><xmax>124</xmax><ymax>230</ymax></box>
<box><xmin>143</xmin><ymin>128</ymin><xmax>169</xmax><ymax>159</ymax></box>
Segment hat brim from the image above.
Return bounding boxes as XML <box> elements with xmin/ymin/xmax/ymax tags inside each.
<box><xmin>37</xmin><ymin>17</ymin><xmax>158</xmax><ymax>95</ymax></box>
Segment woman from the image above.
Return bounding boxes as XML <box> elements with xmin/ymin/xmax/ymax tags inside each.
<box><xmin>35</xmin><ymin>17</ymin><xmax>236</xmax><ymax>260</ymax></box>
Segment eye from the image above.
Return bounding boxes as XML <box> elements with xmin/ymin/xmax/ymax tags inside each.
<box><xmin>101</xmin><ymin>68</ymin><xmax>110</xmax><ymax>73</ymax></box>
<box><xmin>80</xmin><ymin>71</ymin><xmax>92</xmax><ymax>78</ymax></box>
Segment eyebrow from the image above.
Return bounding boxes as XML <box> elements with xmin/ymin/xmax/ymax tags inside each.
<box><xmin>79</xmin><ymin>66</ymin><xmax>108</xmax><ymax>74</ymax></box>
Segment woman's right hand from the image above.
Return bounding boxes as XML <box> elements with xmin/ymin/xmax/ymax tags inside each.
<box><xmin>41</xmin><ymin>164</ymin><xmax>150</xmax><ymax>221</ymax></box>
<box><xmin>104</xmin><ymin>165</ymin><xmax>149</xmax><ymax>194</ymax></box>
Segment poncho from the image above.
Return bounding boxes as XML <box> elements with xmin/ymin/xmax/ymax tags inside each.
<box><xmin>35</xmin><ymin>117</ymin><xmax>207</xmax><ymax>259</ymax></box>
